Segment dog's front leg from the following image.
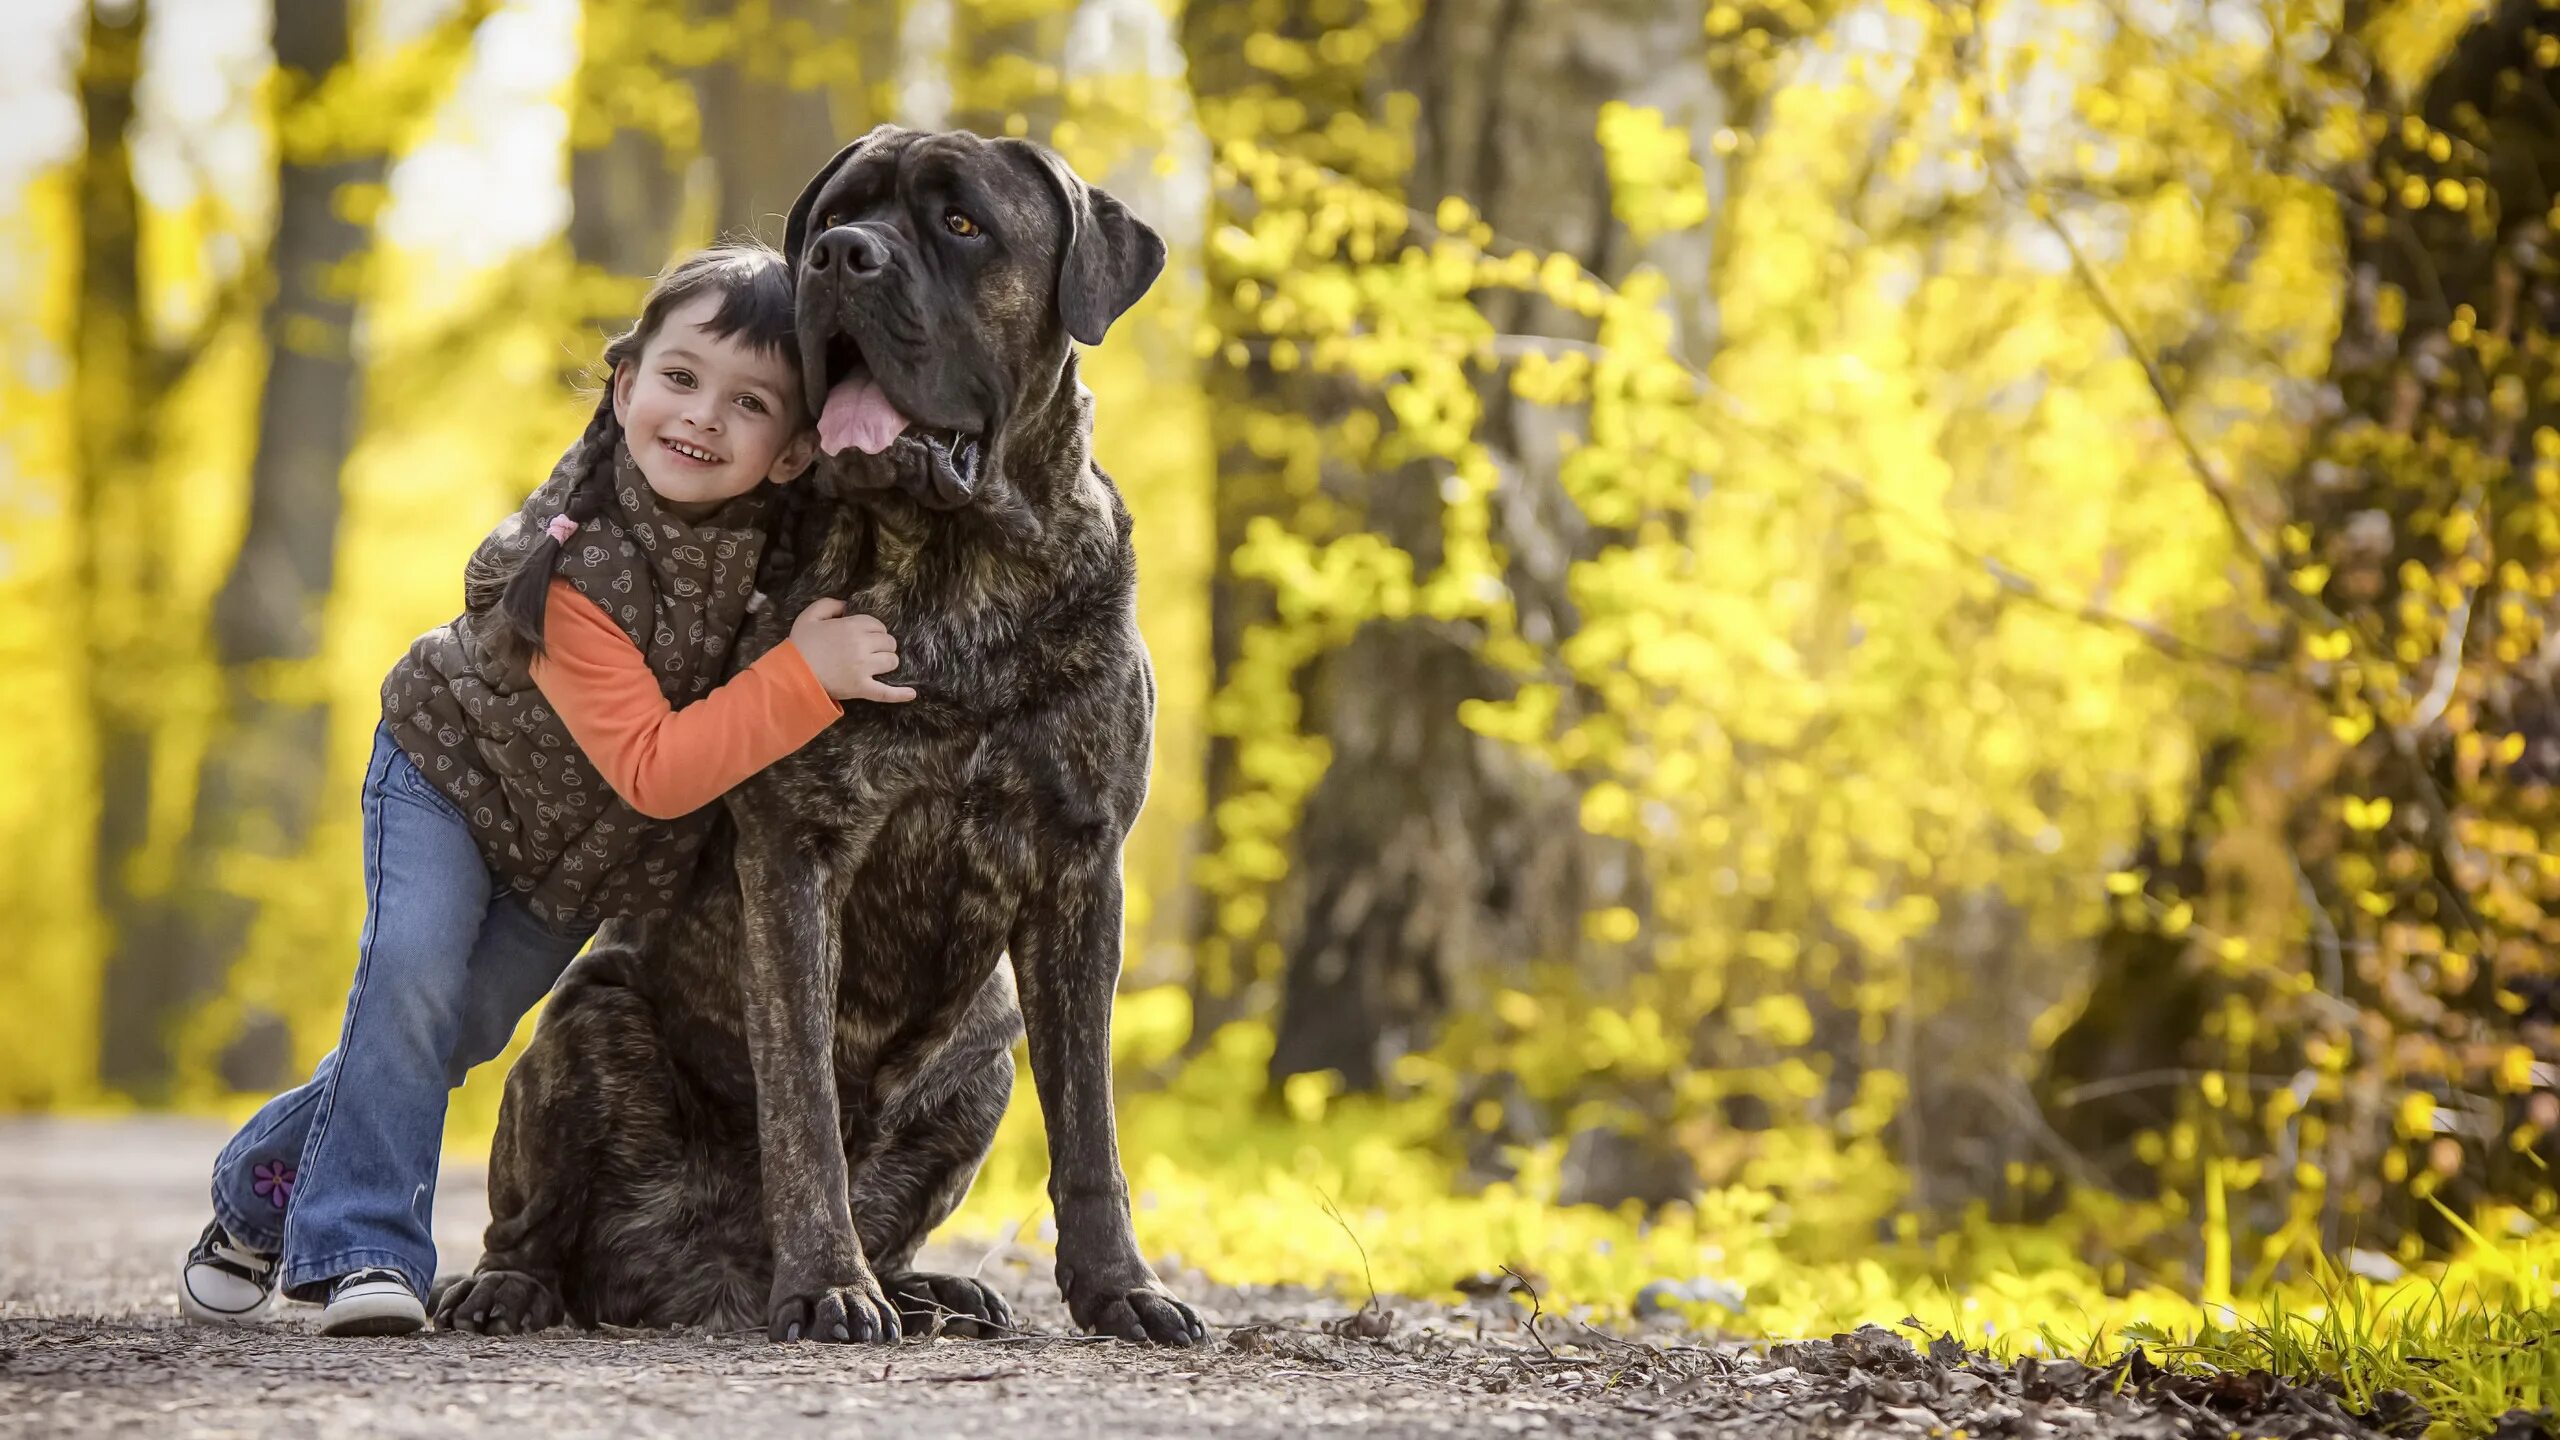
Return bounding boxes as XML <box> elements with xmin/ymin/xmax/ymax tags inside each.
<box><xmin>732</xmin><ymin>803</ymin><xmax>899</xmax><ymax>1344</ymax></box>
<box><xmin>1011</xmin><ymin>846</ymin><xmax>1206</xmax><ymax>1345</ymax></box>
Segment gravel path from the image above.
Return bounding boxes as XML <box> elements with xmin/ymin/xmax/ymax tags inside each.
<box><xmin>0</xmin><ymin>1118</ymin><xmax>2407</xmax><ymax>1438</ymax></box>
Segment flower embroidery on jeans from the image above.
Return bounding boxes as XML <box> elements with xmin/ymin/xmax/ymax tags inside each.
<box><xmin>251</xmin><ymin>1159</ymin><xmax>295</xmax><ymax>1208</ymax></box>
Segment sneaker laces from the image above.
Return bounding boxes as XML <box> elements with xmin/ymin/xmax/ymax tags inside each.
<box><xmin>193</xmin><ymin>1225</ymin><xmax>275</xmax><ymax>1283</ymax></box>
<box><xmin>215</xmin><ymin>1238</ymin><xmax>274</xmax><ymax>1276</ymax></box>
<box><xmin>332</xmin><ymin>1267</ymin><xmax>409</xmax><ymax>1297</ymax></box>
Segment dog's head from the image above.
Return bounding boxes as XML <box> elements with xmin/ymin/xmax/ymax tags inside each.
<box><xmin>783</xmin><ymin>126</ymin><xmax>1165</xmax><ymax>511</ymax></box>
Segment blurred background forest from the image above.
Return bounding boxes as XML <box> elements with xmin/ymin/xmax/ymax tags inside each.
<box><xmin>15</xmin><ymin>0</ymin><xmax>2560</xmax><ymax>1340</ymax></box>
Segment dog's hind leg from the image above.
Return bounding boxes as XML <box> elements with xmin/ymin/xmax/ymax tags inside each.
<box><xmin>437</xmin><ymin>950</ymin><xmax>668</xmax><ymax>1334</ymax></box>
<box><xmin>852</xmin><ymin>1042</ymin><xmax>1018</xmax><ymax>1338</ymax></box>
<box><xmin>434</xmin><ymin>1010</ymin><xmax>588</xmax><ymax>1334</ymax></box>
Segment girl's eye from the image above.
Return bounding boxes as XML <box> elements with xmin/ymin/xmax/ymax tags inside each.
<box><xmin>665</xmin><ymin>369</ymin><xmax>695</xmax><ymax>388</ymax></box>
<box><xmin>944</xmin><ymin>210</ymin><xmax>982</xmax><ymax>239</ymax></box>
<box><xmin>740</xmin><ymin>395</ymin><xmax>768</xmax><ymax>414</ymax></box>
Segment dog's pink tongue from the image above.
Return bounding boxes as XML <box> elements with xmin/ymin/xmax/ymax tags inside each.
<box><xmin>818</xmin><ymin>375</ymin><xmax>911</xmax><ymax>456</ymax></box>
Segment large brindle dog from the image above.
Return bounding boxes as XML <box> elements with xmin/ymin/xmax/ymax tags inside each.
<box><xmin>433</xmin><ymin>126</ymin><xmax>1205</xmax><ymax>1346</ymax></box>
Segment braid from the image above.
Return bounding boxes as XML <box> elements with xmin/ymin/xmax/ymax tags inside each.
<box><xmin>485</xmin><ymin>392</ymin><xmax>623</xmax><ymax>667</ymax></box>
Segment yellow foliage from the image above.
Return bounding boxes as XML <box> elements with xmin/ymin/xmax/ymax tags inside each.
<box><xmin>0</xmin><ymin>170</ymin><xmax>101</xmax><ymax>1108</ymax></box>
<box><xmin>14</xmin><ymin>0</ymin><xmax>2560</xmax><ymax>1386</ymax></box>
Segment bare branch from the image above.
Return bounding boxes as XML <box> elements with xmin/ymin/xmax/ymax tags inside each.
<box><xmin>1235</xmin><ymin>330</ymin><xmax>2270</xmax><ymax>676</ymax></box>
<box><xmin>2408</xmin><ymin>583</ymin><xmax>2472</xmax><ymax>736</ymax></box>
<box><xmin>1987</xmin><ymin>152</ymin><xmax>2345</xmax><ymax>643</ymax></box>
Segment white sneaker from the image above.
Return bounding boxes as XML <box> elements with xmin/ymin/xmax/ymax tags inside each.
<box><xmin>320</xmin><ymin>1267</ymin><xmax>426</xmax><ymax>1337</ymax></box>
<box><xmin>179</xmin><ymin>1220</ymin><xmax>278</xmax><ymax>1325</ymax></box>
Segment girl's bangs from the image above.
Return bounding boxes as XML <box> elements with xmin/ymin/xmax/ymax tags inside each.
<box><xmin>656</xmin><ymin>246</ymin><xmax>800</xmax><ymax>362</ymax></box>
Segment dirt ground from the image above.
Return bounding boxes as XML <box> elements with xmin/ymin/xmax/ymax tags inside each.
<box><xmin>1</xmin><ymin>1117</ymin><xmax>2417</xmax><ymax>1439</ymax></box>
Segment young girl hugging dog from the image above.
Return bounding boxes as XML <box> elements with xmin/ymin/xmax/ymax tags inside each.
<box><xmin>179</xmin><ymin>242</ymin><xmax>908</xmax><ymax>1336</ymax></box>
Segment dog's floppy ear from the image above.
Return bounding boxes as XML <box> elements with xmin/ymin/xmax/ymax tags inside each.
<box><xmin>1005</xmin><ymin>140</ymin><xmax>1167</xmax><ymax>346</ymax></box>
<box><xmin>784</xmin><ymin>125</ymin><xmax>905</xmax><ymax>268</ymax></box>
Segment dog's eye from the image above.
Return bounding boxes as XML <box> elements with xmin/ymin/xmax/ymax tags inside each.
<box><xmin>944</xmin><ymin>210</ymin><xmax>982</xmax><ymax>239</ymax></box>
<box><xmin>820</xmin><ymin>211</ymin><xmax>843</xmax><ymax>231</ymax></box>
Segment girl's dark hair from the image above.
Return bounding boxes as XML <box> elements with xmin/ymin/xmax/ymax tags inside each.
<box><xmin>481</xmin><ymin>241</ymin><xmax>803</xmax><ymax>664</ymax></box>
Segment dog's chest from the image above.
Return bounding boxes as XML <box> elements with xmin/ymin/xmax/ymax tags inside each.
<box><xmin>777</xmin><ymin>603</ymin><xmax>1035</xmax><ymax>821</ymax></box>
<box><xmin>763</xmin><ymin>512</ymin><xmax>1132</xmax><ymax>855</ymax></box>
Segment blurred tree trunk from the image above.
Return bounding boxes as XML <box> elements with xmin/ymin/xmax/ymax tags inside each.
<box><xmin>1185</xmin><ymin>0</ymin><xmax>1711</xmax><ymax>1090</ymax></box>
<box><xmin>565</xmin><ymin>0</ymin><xmax>686</xmax><ymax>282</ymax></box>
<box><xmin>2033</xmin><ymin>743</ymin><xmax>2239</xmax><ymax>1197</ymax></box>
<box><xmin>1275</xmin><ymin>0</ymin><xmax>1715</xmax><ymax>1090</ymax></box>
<box><xmin>694</xmin><ymin>0</ymin><xmax>889</xmax><ymax>240</ymax></box>
<box><xmin>567</xmin><ymin>121</ymin><xmax>685</xmax><ymax>276</ymax></box>
<box><xmin>126</xmin><ymin>0</ymin><xmax>384</xmax><ymax>1097</ymax></box>
<box><xmin>1178</xmin><ymin>0</ymin><xmax>1391</xmax><ymax>1066</ymax></box>
<box><xmin>81</xmin><ymin>0</ymin><xmax>183</xmax><ymax>1095</ymax></box>
<box><xmin>947</xmin><ymin>0</ymin><xmax>1069</xmax><ymax>140</ymax></box>
<box><xmin>570</xmin><ymin>0</ymin><xmax>896</xmax><ymax>277</ymax></box>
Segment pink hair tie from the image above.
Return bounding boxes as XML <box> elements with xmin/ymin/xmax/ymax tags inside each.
<box><xmin>545</xmin><ymin>514</ymin><xmax>580</xmax><ymax>543</ymax></box>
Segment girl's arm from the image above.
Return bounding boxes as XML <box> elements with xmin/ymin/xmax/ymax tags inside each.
<box><xmin>528</xmin><ymin>577</ymin><xmax>842</xmax><ymax>820</ymax></box>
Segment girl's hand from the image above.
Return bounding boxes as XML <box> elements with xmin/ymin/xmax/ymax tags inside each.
<box><xmin>790</xmin><ymin>598</ymin><xmax>917</xmax><ymax>703</ymax></box>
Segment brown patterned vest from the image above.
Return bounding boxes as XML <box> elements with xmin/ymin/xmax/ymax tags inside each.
<box><xmin>379</xmin><ymin>441</ymin><xmax>779</xmax><ymax>932</ymax></box>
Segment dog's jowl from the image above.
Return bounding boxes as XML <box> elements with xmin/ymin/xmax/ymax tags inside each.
<box><xmin>435</xmin><ymin>127</ymin><xmax>1203</xmax><ymax>1346</ymax></box>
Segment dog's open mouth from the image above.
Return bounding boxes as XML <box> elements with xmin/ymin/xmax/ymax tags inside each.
<box><xmin>804</xmin><ymin>328</ymin><xmax>984</xmax><ymax>506</ymax></box>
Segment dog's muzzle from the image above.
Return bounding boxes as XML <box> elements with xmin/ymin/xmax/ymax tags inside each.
<box><xmin>797</xmin><ymin>224</ymin><xmax>987</xmax><ymax>510</ymax></box>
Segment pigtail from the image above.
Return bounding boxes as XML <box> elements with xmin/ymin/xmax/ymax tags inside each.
<box><xmin>483</xmin><ymin>393</ymin><xmax>624</xmax><ymax>667</ymax></box>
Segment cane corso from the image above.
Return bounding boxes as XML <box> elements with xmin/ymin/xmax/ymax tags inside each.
<box><xmin>433</xmin><ymin>126</ymin><xmax>1203</xmax><ymax>1346</ymax></box>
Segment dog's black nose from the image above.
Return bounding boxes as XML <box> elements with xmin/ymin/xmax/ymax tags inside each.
<box><xmin>807</xmin><ymin>226</ymin><xmax>890</xmax><ymax>276</ymax></box>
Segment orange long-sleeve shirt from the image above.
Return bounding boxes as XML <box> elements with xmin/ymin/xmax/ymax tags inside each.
<box><xmin>527</xmin><ymin>577</ymin><xmax>841</xmax><ymax>821</ymax></box>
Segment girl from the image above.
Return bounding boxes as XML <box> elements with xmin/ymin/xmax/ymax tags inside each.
<box><xmin>178</xmin><ymin>243</ymin><xmax>908</xmax><ymax>1336</ymax></box>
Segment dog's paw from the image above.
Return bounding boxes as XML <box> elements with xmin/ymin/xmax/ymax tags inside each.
<box><xmin>768</xmin><ymin>1274</ymin><xmax>901</xmax><ymax>1344</ymax></box>
<box><xmin>1058</xmin><ymin>1261</ymin><xmax>1207</xmax><ymax>1346</ymax></box>
<box><xmin>883</xmin><ymin>1271</ymin><xmax>1015</xmax><ymax>1339</ymax></box>
<box><xmin>433</xmin><ymin>1268</ymin><xmax>564</xmax><ymax>1335</ymax></box>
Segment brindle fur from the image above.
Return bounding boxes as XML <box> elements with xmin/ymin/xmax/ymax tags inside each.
<box><xmin>434</xmin><ymin>127</ymin><xmax>1203</xmax><ymax>1346</ymax></box>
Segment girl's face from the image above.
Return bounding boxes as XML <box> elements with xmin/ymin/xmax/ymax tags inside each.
<box><xmin>612</xmin><ymin>292</ymin><xmax>817</xmax><ymax>513</ymax></box>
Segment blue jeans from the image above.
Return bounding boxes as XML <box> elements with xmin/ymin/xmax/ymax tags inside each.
<box><xmin>210</xmin><ymin>721</ymin><xmax>592</xmax><ymax>1302</ymax></box>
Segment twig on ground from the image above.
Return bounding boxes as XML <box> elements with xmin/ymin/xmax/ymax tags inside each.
<box><xmin>1315</xmin><ymin>1189</ymin><xmax>1396</xmax><ymax>1338</ymax></box>
<box><xmin>1574</xmin><ymin>1317</ymin><xmax>1669</xmax><ymax>1367</ymax></box>
<box><xmin>888</xmin><ymin>1369</ymin><xmax>1022</xmax><ymax>1384</ymax></box>
<box><xmin>1316</xmin><ymin>1189</ymin><xmax>1381</xmax><ymax>1315</ymax></box>
<box><xmin>971</xmin><ymin>1204</ymin><xmax>1046</xmax><ymax>1280</ymax></box>
<box><xmin>1501</xmin><ymin>1266</ymin><xmax>1560</xmax><ymax>1362</ymax></box>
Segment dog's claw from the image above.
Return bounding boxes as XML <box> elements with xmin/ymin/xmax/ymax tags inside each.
<box><xmin>769</xmin><ymin>1278</ymin><xmax>899</xmax><ymax>1346</ymax></box>
<box><xmin>1106</xmin><ymin>1291</ymin><xmax>1204</xmax><ymax>1346</ymax></box>
<box><xmin>432</xmin><ymin>1268</ymin><xmax>565</xmax><ymax>1336</ymax></box>
<box><xmin>1061</xmin><ymin>1267</ymin><xmax>1206</xmax><ymax>1347</ymax></box>
<box><xmin>884</xmin><ymin>1272</ymin><xmax>1015</xmax><ymax>1339</ymax></box>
